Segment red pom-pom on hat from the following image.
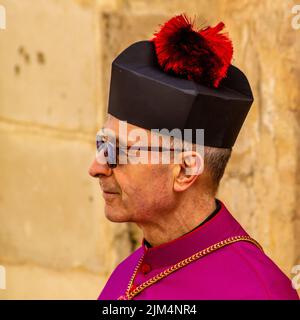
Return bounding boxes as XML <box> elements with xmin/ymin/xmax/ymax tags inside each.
<box><xmin>151</xmin><ymin>14</ymin><xmax>233</xmax><ymax>88</ymax></box>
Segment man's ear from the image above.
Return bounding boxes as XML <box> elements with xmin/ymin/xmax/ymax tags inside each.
<box><xmin>173</xmin><ymin>151</ymin><xmax>204</xmax><ymax>192</ymax></box>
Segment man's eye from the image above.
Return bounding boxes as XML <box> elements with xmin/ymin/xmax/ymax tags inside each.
<box><xmin>96</xmin><ymin>139</ymin><xmax>106</xmax><ymax>152</ymax></box>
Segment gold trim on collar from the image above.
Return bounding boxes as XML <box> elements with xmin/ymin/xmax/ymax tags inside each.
<box><xmin>117</xmin><ymin>235</ymin><xmax>263</xmax><ymax>300</ymax></box>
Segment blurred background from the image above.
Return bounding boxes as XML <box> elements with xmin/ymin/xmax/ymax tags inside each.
<box><xmin>0</xmin><ymin>0</ymin><xmax>299</xmax><ymax>299</ymax></box>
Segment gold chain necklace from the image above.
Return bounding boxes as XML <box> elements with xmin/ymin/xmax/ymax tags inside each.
<box><xmin>117</xmin><ymin>235</ymin><xmax>263</xmax><ymax>300</ymax></box>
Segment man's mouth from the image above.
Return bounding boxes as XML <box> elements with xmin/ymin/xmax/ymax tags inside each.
<box><xmin>103</xmin><ymin>190</ymin><xmax>118</xmax><ymax>194</ymax></box>
<box><xmin>102</xmin><ymin>189</ymin><xmax>120</xmax><ymax>200</ymax></box>
<box><xmin>99</xmin><ymin>180</ymin><xmax>120</xmax><ymax>199</ymax></box>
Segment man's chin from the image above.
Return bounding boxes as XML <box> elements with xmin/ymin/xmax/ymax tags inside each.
<box><xmin>104</xmin><ymin>207</ymin><xmax>130</xmax><ymax>223</ymax></box>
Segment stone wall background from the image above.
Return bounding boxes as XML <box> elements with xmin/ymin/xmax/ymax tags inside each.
<box><xmin>0</xmin><ymin>0</ymin><xmax>299</xmax><ymax>299</ymax></box>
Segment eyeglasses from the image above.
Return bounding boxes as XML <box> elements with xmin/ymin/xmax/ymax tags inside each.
<box><xmin>96</xmin><ymin>135</ymin><xmax>184</xmax><ymax>168</ymax></box>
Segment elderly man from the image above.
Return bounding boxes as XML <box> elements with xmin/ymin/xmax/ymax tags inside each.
<box><xmin>88</xmin><ymin>15</ymin><xmax>299</xmax><ymax>300</ymax></box>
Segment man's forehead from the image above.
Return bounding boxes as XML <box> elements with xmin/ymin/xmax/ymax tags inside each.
<box><xmin>101</xmin><ymin>114</ymin><xmax>180</xmax><ymax>148</ymax></box>
<box><xmin>102</xmin><ymin>114</ymin><xmax>151</xmax><ymax>141</ymax></box>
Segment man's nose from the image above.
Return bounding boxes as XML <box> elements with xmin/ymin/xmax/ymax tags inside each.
<box><xmin>88</xmin><ymin>158</ymin><xmax>111</xmax><ymax>178</ymax></box>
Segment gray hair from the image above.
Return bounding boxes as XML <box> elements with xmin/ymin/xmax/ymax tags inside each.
<box><xmin>169</xmin><ymin>135</ymin><xmax>232</xmax><ymax>194</ymax></box>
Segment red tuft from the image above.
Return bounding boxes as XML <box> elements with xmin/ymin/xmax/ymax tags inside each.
<box><xmin>151</xmin><ymin>14</ymin><xmax>233</xmax><ymax>88</ymax></box>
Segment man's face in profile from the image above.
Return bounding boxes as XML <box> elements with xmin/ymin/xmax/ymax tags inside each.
<box><xmin>88</xmin><ymin>115</ymin><xmax>177</xmax><ymax>225</ymax></box>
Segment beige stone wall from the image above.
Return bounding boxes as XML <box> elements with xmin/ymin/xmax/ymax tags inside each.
<box><xmin>0</xmin><ymin>0</ymin><xmax>299</xmax><ymax>299</ymax></box>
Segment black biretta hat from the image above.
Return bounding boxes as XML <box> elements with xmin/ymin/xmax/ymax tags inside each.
<box><xmin>108</xmin><ymin>14</ymin><xmax>254</xmax><ymax>148</ymax></box>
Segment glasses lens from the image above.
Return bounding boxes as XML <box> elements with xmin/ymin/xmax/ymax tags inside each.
<box><xmin>106</xmin><ymin>141</ymin><xmax>117</xmax><ymax>168</ymax></box>
<box><xmin>95</xmin><ymin>135</ymin><xmax>108</xmax><ymax>161</ymax></box>
<box><xmin>95</xmin><ymin>137</ymin><xmax>106</xmax><ymax>164</ymax></box>
<box><xmin>96</xmin><ymin>135</ymin><xmax>117</xmax><ymax>168</ymax></box>
<box><xmin>96</xmin><ymin>135</ymin><xmax>105</xmax><ymax>152</ymax></box>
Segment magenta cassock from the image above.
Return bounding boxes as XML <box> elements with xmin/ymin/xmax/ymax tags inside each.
<box><xmin>98</xmin><ymin>200</ymin><xmax>299</xmax><ymax>300</ymax></box>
